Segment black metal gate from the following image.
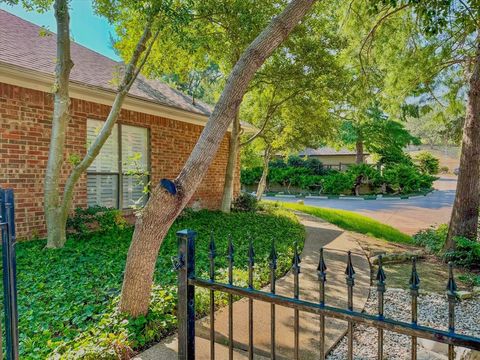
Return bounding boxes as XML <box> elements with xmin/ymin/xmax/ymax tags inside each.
<box><xmin>0</xmin><ymin>188</ymin><xmax>19</xmax><ymax>360</ymax></box>
<box><xmin>176</xmin><ymin>229</ymin><xmax>480</xmax><ymax>360</ymax></box>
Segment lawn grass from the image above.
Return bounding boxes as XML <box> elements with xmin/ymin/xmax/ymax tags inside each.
<box><xmin>5</xmin><ymin>207</ymin><xmax>304</xmax><ymax>359</ymax></box>
<box><xmin>271</xmin><ymin>201</ymin><xmax>413</xmax><ymax>244</ymax></box>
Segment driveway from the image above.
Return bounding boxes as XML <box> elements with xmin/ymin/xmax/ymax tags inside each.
<box><xmin>264</xmin><ymin>175</ymin><xmax>457</xmax><ymax>235</ymax></box>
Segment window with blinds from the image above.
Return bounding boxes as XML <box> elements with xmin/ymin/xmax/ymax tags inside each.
<box><xmin>86</xmin><ymin>119</ymin><xmax>149</xmax><ymax>209</ymax></box>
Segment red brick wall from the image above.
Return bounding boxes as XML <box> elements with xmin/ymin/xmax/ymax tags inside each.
<box><xmin>0</xmin><ymin>83</ymin><xmax>239</xmax><ymax>239</ymax></box>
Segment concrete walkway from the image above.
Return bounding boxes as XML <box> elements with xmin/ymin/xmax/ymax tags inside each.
<box><xmin>134</xmin><ymin>213</ymin><xmax>371</xmax><ymax>359</ymax></box>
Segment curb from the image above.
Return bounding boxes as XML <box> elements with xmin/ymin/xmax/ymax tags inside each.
<box><xmin>269</xmin><ymin>192</ymin><xmax>434</xmax><ymax>201</ymax></box>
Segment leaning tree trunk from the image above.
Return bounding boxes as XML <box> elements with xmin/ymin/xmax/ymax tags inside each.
<box><xmin>220</xmin><ymin>111</ymin><xmax>241</xmax><ymax>212</ymax></box>
<box><xmin>446</xmin><ymin>35</ymin><xmax>480</xmax><ymax>250</ymax></box>
<box><xmin>119</xmin><ymin>0</ymin><xmax>317</xmax><ymax>317</ymax></box>
<box><xmin>256</xmin><ymin>145</ymin><xmax>272</xmax><ymax>200</ymax></box>
<box><xmin>44</xmin><ymin>19</ymin><xmax>156</xmax><ymax>248</ymax></box>
<box><xmin>44</xmin><ymin>0</ymin><xmax>73</xmax><ymax>249</ymax></box>
<box><xmin>355</xmin><ymin>137</ymin><xmax>364</xmax><ymax>164</ymax></box>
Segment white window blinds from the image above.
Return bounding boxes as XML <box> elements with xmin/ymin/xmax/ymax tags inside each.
<box><xmin>87</xmin><ymin>119</ymin><xmax>119</xmax><ymax>173</ymax></box>
<box><xmin>121</xmin><ymin>124</ymin><xmax>148</xmax><ymax>173</ymax></box>
<box><xmin>86</xmin><ymin>119</ymin><xmax>149</xmax><ymax>209</ymax></box>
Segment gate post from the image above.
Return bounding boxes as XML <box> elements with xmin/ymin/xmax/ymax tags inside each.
<box><xmin>0</xmin><ymin>188</ymin><xmax>19</xmax><ymax>360</ymax></box>
<box><xmin>177</xmin><ymin>229</ymin><xmax>196</xmax><ymax>360</ymax></box>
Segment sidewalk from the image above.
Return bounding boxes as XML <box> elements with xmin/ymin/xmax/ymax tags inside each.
<box><xmin>134</xmin><ymin>212</ymin><xmax>371</xmax><ymax>359</ymax></box>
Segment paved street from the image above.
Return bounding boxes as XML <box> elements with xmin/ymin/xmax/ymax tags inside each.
<box><xmin>264</xmin><ymin>175</ymin><xmax>457</xmax><ymax>235</ymax></box>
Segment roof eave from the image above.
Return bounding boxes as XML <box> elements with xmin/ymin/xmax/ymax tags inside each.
<box><xmin>0</xmin><ymin>62</ymin><xmax>228</xmax><ymax>129</ymax></box>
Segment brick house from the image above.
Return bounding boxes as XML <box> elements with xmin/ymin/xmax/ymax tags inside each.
<box><xmin>0</xmin><ymin>10</ymin><xmax>242</xmax><ymax>239</ymax></box>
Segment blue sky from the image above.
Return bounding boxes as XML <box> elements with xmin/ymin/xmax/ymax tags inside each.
<box><xmin>0</xmin><ymin>0</ymin><xmax>119</xmax><ymax>60</ymax></box>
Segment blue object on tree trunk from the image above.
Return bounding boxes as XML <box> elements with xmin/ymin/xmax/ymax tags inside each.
<box><xmin>160</xmin><ymin>179</ymin><xmax>177</xmax><ymax>195</ymax></box>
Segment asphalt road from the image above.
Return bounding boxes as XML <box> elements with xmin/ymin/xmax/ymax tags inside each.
<box><xmin>264</xmin><ymin>175</ymin><xmax>457</xmax><ymax>235</ymax></box>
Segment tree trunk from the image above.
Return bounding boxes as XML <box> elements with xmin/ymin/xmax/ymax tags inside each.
<box><xmin>44</xmin><ymin>0</ymin><xmax>73</xmax><ymax>248</ymax></box>
<box><xmin>44</xmin><ymin>19</ymin><xmax>157</xmax><ymax>248</ymax></box>
<box><xmin>220</xmin><ymin>111</ymin><xmax>241</xmax><ymax>212</ymax></box>
<box><xmin>119</xmin><ymin>0</ymin><xmax>317</xmax><ymax>317</ymax></box>
<box><xmin>446</xmin><ymin>35</ymin><xmax>480</xmax><ymax>250</ymax></box>
<box><xmin>355</xmin><ymin>137</ymin><xmax>364</xmax><ymax>164</ymax></box>
<box><xmin>256</xmin><ymin>145</ymin><xmax>272</xmax><ymax>200</ymax></box>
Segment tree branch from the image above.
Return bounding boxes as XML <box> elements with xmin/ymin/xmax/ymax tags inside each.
<box><xmin>359</xmin><ymin>4</ymin><xmax>409</xmax><ymax>76</ymax></box>
<box><xmin>61</xmin><ymin>18</ymin><xmax>158</xmax><ymax>212</ymax></box>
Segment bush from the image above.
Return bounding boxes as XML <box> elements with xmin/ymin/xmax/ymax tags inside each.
<box><xmin>67</xmin><ymin>206</ymin><xmax>128</xmax><ymax>237</ymax></box>
<box><xmin>241</xmin><ymin>156</ymin><xmax>435</xmax><ymax>195</ymax></box>
<box><xmin>458</xmin><ymin>273</ymin><xmax>480</xmax><ymax>287</ymax></box>
<box><xmin>297</xmin><ymin>174</ymin><xmax>323</xmax><ymax>191</ymax></box>
<box><xmin>444</xmin><ymin>237</ymin><xmax>480</xmax><ymax>269</ymax></box>
<box><xmin>321</xmin><ymin>171</ymin><xmax>353</xmax><ymax>195</ymax></box>
<box><xmin>346</xmin><ymin>164</ymin><xmax>383</xmax><ymax>189</ymax></box>
<box><xmin>383</xmin><ymin>163</ymin><xmax>436</xmax><ymax>194</ymax></box>
<box><xmin>286</xmin><ymin>155</ymin><xmax>305</xmax><ymax>167</ymax></box>
<box><xmin>414</xmin><ymin>151</ymin><xmax>440</xmax><ymax>175</ymax></box>
<box><xmin>412</xmin><ymin>224</ymin><xmax>448</xmax><ymax>253</ymax></box>
<box><xmin>414</xmin><ymin>224</ymin><xmax>480</xmax><ymax>270</ymax></box>
<box><xmin>303</xmin><ymin>157</ymin><xmax>325</xmax><ymax>175</ymax></box>
<box><xmin>268</xmin><ymin>166</ymin><xmax>312</xmax><ymax>188</ymax></box>
<box><xmin>269</xmin><ymin>158</ymin><xmax>288</xmax><ymax>169</ymax></box>
<box><xmin>232</xmin><ymin>193</ymin><xmax>258</xmax><ymax>212</ymax></box>
<box><xmin>240</xmin><ymin>166</ymin><xmax>263</xmax><ymax>185</ymax></box>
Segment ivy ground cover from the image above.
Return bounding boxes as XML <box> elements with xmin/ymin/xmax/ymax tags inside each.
<box><xmin>3</xmin><ymin>208</ymin><xmax>304</xmax><ymax>359</ymax></box>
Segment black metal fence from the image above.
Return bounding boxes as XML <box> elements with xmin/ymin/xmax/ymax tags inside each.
<box><xmin>176</xmin><ymin>229</ymin><xmax>480</xmax><ymax>360</ymax></box>
<box><xmin>0</xmin><ymin>188</ymin><xmax>19</xmax><ymax>360</ymax></box>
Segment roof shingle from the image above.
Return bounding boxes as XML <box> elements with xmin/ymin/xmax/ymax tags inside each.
<box><xmin>0</xmin><ymin>9</ymin><xmax>212</xmax><ymax>116</ymax></box>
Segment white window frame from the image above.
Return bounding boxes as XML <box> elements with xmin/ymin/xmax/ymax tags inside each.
<box><xmin>86</xmin><ymin>119</ymin><xmax>150</xmax><ymax>209</ymax></box>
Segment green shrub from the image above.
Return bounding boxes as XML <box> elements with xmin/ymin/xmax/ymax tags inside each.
<box><xmin>414</xmin><ymin>151</ymin><xmax>440</xmax><ymax>175</ymax></box>
<box><xmin>303</xmin><ymin>157</ymin><xmax>325</xmax><ymax>175</ymax></box>
<box><xmin>412</xmin><ymin>224</ymin><xmax>448</xmax><ymax>253</ymax></box>
<box><xmin>286</xmin><ymin>155</ymin><xmax>305</xmax><ymax>167</ymax></box>
<box><xmin>297</xmin><ymin>174</ymin><xmax>323</xmax><ymax>191</ymax></box>
<box><xmin>269</xmin><ymin>158</ymin><xmax>287</xmax><ymax>169</ymax></box>
<box><xmin>321</xmin><ymin>171</ymin><xmax>354</xmax><ymax>195</ymax></box>
<box><xmin>444</xmin><ymin>237</ymin><xmax>480</xmax><ymax>269</ymax></box>
<box><xmin>414</xmin><ymin>224</ymin><xmax>480</xmax><ymax>270</ymax></box>
<box><xmin>67</xmin><ymin>206</ymin><xmax>128</xmax><ymax>237</ymax></box>
<box><xmin>268</xmin><ymin>167</ymin><xmax>312</xmax><ymax>188</ymax></box>
<box><xmin>346</xmin><ymin>164</ymin><xmax>383</xmax><ymax>189</ymax></box>
<box><xmin>232</xmin><ymin>193</ymin><xmax>258</xmax><ymax>212</ymax></box>
<box><xmin>458</xmin><ymin>273</ymin><xmax>480</xmax><ymax>287</ymax></box>
<box><xmin>240</xmin><ymin>166</ymin><xmax>263</xmax><ymax>185</ymax></box>
<box><xmin>383</xmin><ymin>163</ymin><xmax>435</xmax><ymax>194</ymax></box>
<box><xmin>241</xmin><ymin>157</ymin><xmax>435</xmax><ymax>195</ymax></box>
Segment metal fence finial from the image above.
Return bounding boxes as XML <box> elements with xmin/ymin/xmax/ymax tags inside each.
<box><xmin>317</xmin><ymin>247</ymin><xmax>327</xmax><ymax>281</ymax></box>
<box><xmin>376</xmin><ymin>254</ymin><xmax>386</xmax><ymax>286</ymax></box>
<box><xmin>446</xmin><ymin>262</ymin><xmax>457</xmax><ymax>296</ymax></box>
<box><xmin>345</xmin><ymin>251</ymin><xmax>356</xmax><ymax>282</ymax></box>
<box><xmin>409</xmin><ymin>256</ymin><xmax>420</xmax><ymax>291</ymax></box>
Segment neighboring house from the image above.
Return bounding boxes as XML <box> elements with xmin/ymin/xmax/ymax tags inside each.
<box><xmin>298</xmin><ymin>147</ymin><xmax>370</xmax><ymax>170</ymax></box>
<box><xmin>0</xmin><ymin>10</ymin><xmax>242</xmax><ymax>239</ymax></box>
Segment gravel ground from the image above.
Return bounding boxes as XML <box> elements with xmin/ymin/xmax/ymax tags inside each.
<box><xmin>327</xmin><ymin>288</ymin><xmax>480</xmax><ymax>359</ymax></box>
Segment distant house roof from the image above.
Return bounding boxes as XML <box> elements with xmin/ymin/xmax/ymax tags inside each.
<box><xmin>298</xmin><ymin>147</ymin><xmax>369</xmax><ymax>156</ymax></box>
<box><xmin>0</xmin><ymin>10</ymin><xmax>212</xmax><ymax>117</ymax></box>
